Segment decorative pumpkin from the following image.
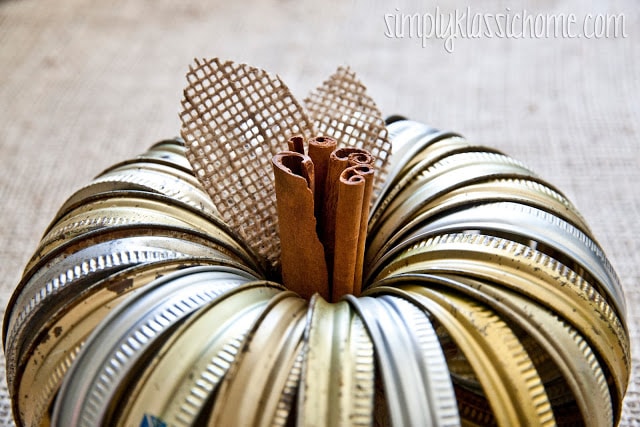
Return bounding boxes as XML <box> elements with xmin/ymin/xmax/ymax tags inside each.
<box><xmin>3</xmin><ymin>60</ymin><xmax>628</xmax><ymax>427</ymax></box>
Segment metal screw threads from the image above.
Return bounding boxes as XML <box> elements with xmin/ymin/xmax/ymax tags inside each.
<box><xmin>3</xmin><ymin>119</ymin><xmax>629</xmax><ymax>427</ymax></box>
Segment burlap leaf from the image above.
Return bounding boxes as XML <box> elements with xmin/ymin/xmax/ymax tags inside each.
<box><xmin>180</xmin><ymin>58</ymin><xmax>315</xmax><ymax>270</ymax></box>
<box><xmin>180</xmin><ymin>59</ymin><xmax>391</xmax><ymax>271</ymax></box>
<box><xmin>304</xmin><ymin>66</ymin><xmax>391</xmax><ymax>200</ymax></box>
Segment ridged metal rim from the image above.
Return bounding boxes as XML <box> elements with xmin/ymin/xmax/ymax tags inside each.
<box><xmin>15</xmin><ymin>258</ymin><xmax>227</xmax><ymax>427</ymax></box>
<box><xmin>365</xmin><ymin>177</ymin><xmax>590</xmax><ymax>271</ymax></box>
<box><xmin>396</xmin><ymin>201</ymin><xmax>625</xmax><ymax>320</ymax></box>
<box><xmin>51</xmin><ymin>266</ymin><xmax>257</xmax><ymax>427</ymax></box>
<box><xmin>375</xmin><ymin>273</ymin><xmax>614</xmax><ymax>426</ymax></box>
<box><xmin>372</xmin><ymin>232</ymin><xmax>629</xmax><ymax>405</ymax></box>
<box><xmin>371</xmin><ymin>285</ymin><xmax>555</xmax><ymax>427</ymax></box>
<box><xmin>113</xmin><ymin>282</ymin><xmax>284</xmax><ymax>427</ymax></box>
<box><xmin>344</xmin><ymin>293</ymin><xmax>460</xmax><ymax>427</ymax></box>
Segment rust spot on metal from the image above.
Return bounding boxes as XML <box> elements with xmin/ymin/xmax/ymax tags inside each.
<box><xmin>106</xmin><ymin>278</ymin><xmax>134</xmax><ymax>295</ymax></box>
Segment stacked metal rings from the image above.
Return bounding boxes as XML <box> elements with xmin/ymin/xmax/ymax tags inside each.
<box><xmin>3</xmin><ymin>119</ymin><xmax>629</xmax><ymax>427</ymax></box>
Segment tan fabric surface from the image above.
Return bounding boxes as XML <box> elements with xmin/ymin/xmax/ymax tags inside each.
<box><xmin>0</xmin><ymin>0</ymin><xmax>638</xmax><ymax>425</ymax></box>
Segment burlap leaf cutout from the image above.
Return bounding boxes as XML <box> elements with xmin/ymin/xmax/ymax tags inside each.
<box><xmin>180</xmin><ymin>58</ymin><xmax>390</xmax><ymax>271</ymax></box>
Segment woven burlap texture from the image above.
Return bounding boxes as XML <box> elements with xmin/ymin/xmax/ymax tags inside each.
<box><xmin>180</xmin><ymin>58</ymin><xmax>390</xmax><ymax>270</ymax></box>
<box><xmin>304</xmin><ymin>66</ymin><xmax>391</xmax><ymax>200</ymax></box>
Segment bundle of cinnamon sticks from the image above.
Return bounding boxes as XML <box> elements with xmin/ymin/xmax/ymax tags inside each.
<box><xmin>272</xmin><ymin>136</ymin><xmax>375</xmax><ymax>302</ymax></box>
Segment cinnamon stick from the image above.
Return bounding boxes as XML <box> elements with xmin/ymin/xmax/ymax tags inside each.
<box><xmin>347</xmin><ymin>150</ymin><xmax>374</xmax><ymax>167</ymax></box>
<box><xmin>272</xmin><ymin>151</ymin><xmax>329</xmax><ymax>299</ymax></box>
<box><xmin>307</xmin><ymin>136</ymin><xmax>337</xmax><ymax>230</ymax></box>
<box><xmin>332</xmin><ymin>167</ymin><xmax>365</xmax><ymax>301</ymax></box>
<box><xmin>349</xmin><ymin>164</ymin><xmax>375</xmax><ymax>295</ymax></box>
<box><xmin>287</xmin><ymin>135</ymin><xmax>305</xmax><ymax>154</ymax></box>
<box><xmin>321</xmin><ymin>148</ymin><xmax>374</xmax><ymax>281</ymax></box>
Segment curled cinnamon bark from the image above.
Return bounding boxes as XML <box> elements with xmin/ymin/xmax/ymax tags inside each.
<box><xmin>332</xmin><ymin>167</ymin><xmax>366</xmax><ymax>301</ymax></box>
<box><xmin>321</xmin><ymin>148</ymin><xmax>374</xmax><ymax>282</ymax></box>
<box><xmin>349</xmin><ymin>164</ymin><xmax>375</xmax><ymax>295</ymax></box>
<box><xmin>346</xmin><ymin>151</ymin><xmax>375</xmax><ymax>167</ymax></box>
<box><xmin>308</xmin><ymin>136</ymin><xmax>337</xmax><ymax>230</ymax></box>
<box><xmin>287</xmin><ymin>135</ymin><xmax>306</xmax><ymax>155</ymax></box>
<box><xmin>272</xmin><ymin>151</ymin><xmax>329</xmax><ymax>299</ymax></box>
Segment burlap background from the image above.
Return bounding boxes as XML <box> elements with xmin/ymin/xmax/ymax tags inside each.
<box><xmin>1</xmin><ymin>0</ymin><xmax>638</xmax><ymax>425</ymax></box>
